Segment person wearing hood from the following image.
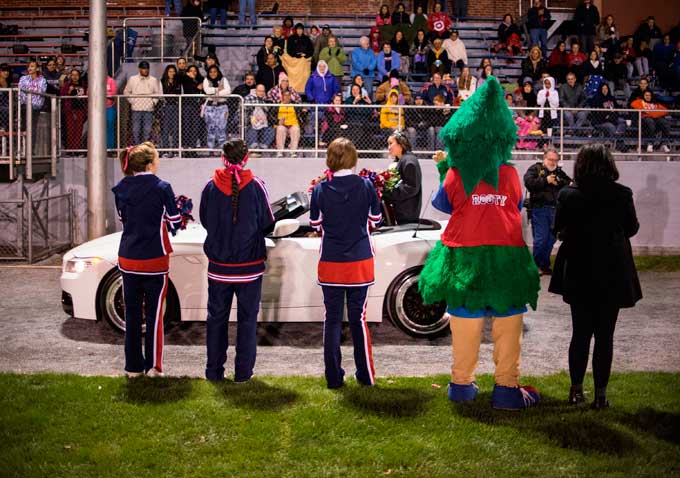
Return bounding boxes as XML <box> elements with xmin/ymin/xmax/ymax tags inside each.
<box><xmin>318</xmin><ymin>35</ymin><xmax>347</xmax><ymax>83</ymax></box>
<box><xmin>286</xmin><ymin>23</ymin><xmax>314</xmax><ymax>59</ymax></box>
<box><xmin>382</xmin><ymin>130</ymin><xmax>421</xmax><ymax>224</ymax></box>
<box><xmin>305</xmin><ymin>60</ymin><xmax>340</xmax><ymax>105</ymax></box>
<box><xmin>536</xmin><ymin>75</ymin><xmax>559</xmax><ymax>134</ymax></box>
<box><xmin>112</xmin><ymin>142</ymin><xmax>182</xmax><ymax>378</ymax></box>
<box><xmin>549</xmin><ymin>144</ymin><xmax>641</xmax><ymax>409</ymax></box>
<box><xmin>350</xmin><ymin>36</ymin><xmax>378</xmax><ymax>89</ymax></box>
<box><xmin>369</xmin><ymin>26</ymin><xmax>382</xmax><ymax>54</ymax></box>
<box><xmin>200</xmin><ymin>140</ymin><xmax>275</xmax><ymax>383</ymax></box>
<box><xmin>379</xmin><ymin>88</ymin><xmax>404</xmax><ymax>131</ymax></box>
<box><xmin>442</xmin><ymin>29</ymin><xmax>468</xmax><ymax>73</ymax></box>
<box><xmin>202</xmin><ymin>65</ymin><xmax>232</xmax><ymax>149</ymax></box>
<box><xmin>256</xmin><ymin>52</ymin><xmax>286</xmax><ymax>93</ymax></box>
<box><xmin>587</xmin><ymin>83</ymin><xmax>627</xmax><ymax>141</ymax></box>
<box><xmin>309</xmin><ymin>138</ymin><xmax>381</xmax><ymax>389</ymax></box>
<box><xmin>267</xmin><ymin>71</ymin><xmax>301</xmax><ymax>104</ymax></box>
<box><xmin>375</xmin><ymin>69</ymin><xmax>412</xmax><ymax>104</ymax></box>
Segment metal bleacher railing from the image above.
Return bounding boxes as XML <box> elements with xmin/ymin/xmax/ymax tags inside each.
<box><xmin>46</xmin><ymin>93</ymin><xmax>680</xmax><ymax>162</ymax></box>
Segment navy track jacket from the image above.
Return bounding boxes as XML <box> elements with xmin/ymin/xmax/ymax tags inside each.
<box><xmin>200</xmin><ymin>168</ymin><xmax>275</xmax><ymax>283</ymax></box>
<box><xmin>112</xmin><ymin>173</ymin><xmax>181</xmax><ymax>275</ymax></box>
<box><xmin>309</xmin><ymin>171</ymin><xmax>382</xmax><ymax>287</ymax></box>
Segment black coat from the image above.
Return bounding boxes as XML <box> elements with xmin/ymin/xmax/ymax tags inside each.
<box><xmin>548</xmin><ymin>181</ymin><xmax>642</xmax><ymax>307</ymax></box>
<box><xmin>286</xmin><ymin>34</ymin><xmax>314</xmax><ymax>58</ymax></box>
<box><xmin>574</xmin><ymin>4</ymin><xmax>600</xmax><ymax>35</ymax></box>
<box><xmin>383</xmin><ymin>153</ymin><xmax>422</xmax><ymax>224</ymax></box>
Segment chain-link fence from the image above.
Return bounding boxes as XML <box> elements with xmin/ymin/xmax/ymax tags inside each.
<box><xmin>123</xmin><ymin>17</ymin><xmax>202</xmax><ymax>63</ymax></box>
<box><xmin>0</xmin><ymin>190</ymin><xmax>75</xmax><ymax>262</ymax></box>
<box><xmin>56</xmin><ymin>93</ymin><xmax>680</xmax><ymax>160</ymax></box>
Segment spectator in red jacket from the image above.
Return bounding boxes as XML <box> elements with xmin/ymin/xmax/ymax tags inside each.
<box><xmin>60</xmin><ymin>69</ymin><xmax>87</xmax><ymax>150</ymax></box>
<box><xmin>428</xmin><ymin>2</ymin><xmax>452</xmax><ymax>41</ymax></box>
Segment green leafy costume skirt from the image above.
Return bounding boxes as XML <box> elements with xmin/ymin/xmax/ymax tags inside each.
<box><xmin>419</xmin><ymin>242</ymin><xmax>540</xmax><ymax>314</ymax></box>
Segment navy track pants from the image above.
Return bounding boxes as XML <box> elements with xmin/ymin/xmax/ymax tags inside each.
<box><xmin>122</xmin><ymin>272</ymin><xmax>168</xmax><ymax>373</ymax></box>
<box><xmin>205</xmin><ymin>277</ymin><xmax>262</xmax><ymax>382</ymax></box>
<box><xmin>322</xmin><ymin>285</ymin><xmax>376</xmax><ymax>388</ymax></box>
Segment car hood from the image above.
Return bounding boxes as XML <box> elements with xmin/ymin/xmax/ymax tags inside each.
<box><xmin>64</xmin><ymin>224</ymin><xmax>208</xmax><ymax>264</ymax></box>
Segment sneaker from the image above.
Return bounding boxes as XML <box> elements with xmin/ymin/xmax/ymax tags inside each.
<box><xmin>491</xmin><ymin>384</ymin><xmax>540</xmax><ymax>410</ymax></box>
<box><xmin>249</xmin><ymin>143</ymin><xmax>259</xmax><ymax>150</ymax></box>
<box><xmin>275</xmin><ymin>152</ymin><xmax>283</xmax><ymax>158</ymax></box>
<box><xmin>568</xmin><ymin>386</ymin><xmax>585</xmax><ymax>405</ymax></box>
<box><xmin>249</xmin><ymin>151</ymin><xmax>261</xmax><ymax>158</ymax></box>
<box><xmin>647</xmin><ymin>144</ymin><xmax>654</xmax><ymax>153</ymax></box>
<box><xmin>146</xmin><ymin>368</ymin><xmax>164</xmax><ymax>378</ymax></box>
<box><xmin>448</xmin><ymin>382</ymin><xmax>479</xmax><ymax>402</ymax></box>
<box><xmin>125</xmin><ymin>371</ymin><xmax>143</xmax><ymax>378</ymax></box>
<box><xmin>291</xmin><ymin>152</ymin><xmax>298</xmax><ymax>158</ymax></box>
<box><xmin>662</xmin><ymin>144</ymin><xmax>671</xmax><ymax>153</ymax></box>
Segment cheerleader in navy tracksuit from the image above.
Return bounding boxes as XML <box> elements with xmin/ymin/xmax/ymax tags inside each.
<box><xmin>200</xmin><ymin>140</ymin><xmax>275</xmax><ymax>382</ymax></box>
<box><xmin>309</xmin><ymin>137</ymin><xmax>382</xmax><ymax>389</ymax></box>
<box><xmin>112</xmin><ymin>142</ymin><xmax>182</xmax><ymax>377</ymax></box>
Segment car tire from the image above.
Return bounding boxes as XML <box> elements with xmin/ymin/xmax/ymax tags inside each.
<box><xmin>385</xmin><ymin>266</ymin><xmax>449</xmax><ymax>339</ymax></box>
<box><xmin>97</xmin><ymin>269</ymin><xmax>180</xmax><ymax>334</ymax></box>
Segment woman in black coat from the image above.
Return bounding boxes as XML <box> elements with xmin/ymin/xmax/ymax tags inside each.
<box><xmin>382</xmin><ymin>131</ymin><xmax>422</xmax><ymax>224</ymax></box>
<box><xmin>549</xmin><ymin>144</ymin><xmax>642</xmax><ymax>410</ymax></box>
<box><xmin>286</xmin><ymin>23</ymin><xmax>314</xmax><ymax>58</ymax></box>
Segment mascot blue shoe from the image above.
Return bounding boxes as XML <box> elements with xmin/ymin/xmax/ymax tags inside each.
<box><xmin>491</xmin><ymin>385</ymin><xmax>540</xmax><ymax>410</ymax></box>
<box><xmin>448</xmin><ymin>382</ymin><xmax>479</xmax><ymax>402</ymax></box>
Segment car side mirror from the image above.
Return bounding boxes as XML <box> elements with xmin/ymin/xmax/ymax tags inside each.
<box><xmin>271</xmin><ymin>219</ymin><xmax>300</xmax><ymax>238</ymax></box>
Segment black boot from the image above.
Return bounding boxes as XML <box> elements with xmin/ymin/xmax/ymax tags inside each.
<box><xmin>591</xmin><ymin>388</ymin><xmax>610</xmax><ymax>410</ymax></box>
<box><xmin>568</xmin><ymin>384</ymin><xmax>585</xmax><ymax>405</ymax></box>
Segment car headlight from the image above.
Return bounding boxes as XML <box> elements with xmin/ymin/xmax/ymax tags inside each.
<box><xmin>64</xmin><ymin>257</ymin><xmax>102</xmax><ymax>273</ymax></box>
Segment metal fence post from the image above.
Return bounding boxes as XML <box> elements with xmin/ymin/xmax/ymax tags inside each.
<box><xmin>26</xmin><ymin>94</ymin><xmax>32</xmax><ymax>180</ymax></box>
<box><xmin>116</xmin><ymin>96</ymin><xmax>121</xmax><ymax>151</ymax></box>
<box><xmin>69</xmin><ymin>189</ymin><xmax>76</xmax><ymax>246</ymax></box>
<box><xmin>178</xmin><ymin>95</ymin><xmax>183</xmax><ymax>159</ymax></box>
<box><xmin>559</xmin><ymin>108</ymin><xmax>564</xmax><ymax>157</ymax></box>
<box><xmin>239</xmin><ymin>95</ymin><xmax>245</xmax><ymax>143</ymax></box>
<box><xmin>637</xmin><ymin>109</ymin><xmax>642</xmax><ymax>158</ymax></box>
<box><xmin>160</xmin><ymin>18</ymin><xmax>165</xmax><ymax>63</ymax></box>
<box><xmin>314</xmin><ymin>104</ymin><xmax>319</xmax><ymax>160</ymax></box>
<box><xmin>51</xmin><ymin>96</ymin><xmax>58</xmax><ymax>177</ymax></box>
<box><xmin>8</xmin><ymin>89</ymin><xmax>14</xmax><ymax>181</ymax></box>
<box><xmin>27</xmin><ymin>193</ymin><xmax>33</xmax><ymax>264</ymax></box>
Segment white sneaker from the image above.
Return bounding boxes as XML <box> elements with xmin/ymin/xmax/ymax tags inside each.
<box><xmin>125</xmin><ymin>371</ymin><xmax>143</xmax><ymax>378</ymax></box>
<box><xmin>146</xmin><ymin>368</ymin><xmax>164</xmax><ymax>378</ymax></box>
<box><xmin>275</xmin><ymin>152</ymin><xmax>283</xmax><ymax>158</ymax></box>
<box><xmin>662</xmin><ymin>144</ymin><xmax>671</xmax><ymax>153</ymax></box>
<box><xmin>646</xmin><ymin>144</ymin><xmax>654</xmax><ymax>153</ymax></box>
<box><xmin>249</xmin><ymin>143</ymin><xmax>258</xmax><ymax>150</ymax></box>
<box><xmin>291</xmin><ymin>152</ymin><xmax>298</xmax><ymax>158</ymax></box>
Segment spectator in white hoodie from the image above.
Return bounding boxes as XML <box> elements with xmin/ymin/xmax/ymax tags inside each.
<box><xmin>441</xmin><ymin>29</ymin><xmax>468</xmax><ymax>74</ymax></box>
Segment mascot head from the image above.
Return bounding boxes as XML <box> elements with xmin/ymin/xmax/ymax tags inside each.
<box><xmin>438</xmin><ymin>76</ymin><xmax>517</xmax><ymax>195</ymax></box>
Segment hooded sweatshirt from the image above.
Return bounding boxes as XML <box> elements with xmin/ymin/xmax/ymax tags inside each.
<box><xmin>536</xmin><ymin>76</ymin><xmax>559</xmax><ymax>119</ymax></box>
<box><xmin>309</xmin><ymin>171</ymin><xmax>382</xmax><ymax>287</ymax></box>
<box><xmin>200</xmin><ymin>168</ymin><xmax>275</xmax><ymax>283</ymax></box>
<box><xmin>112</xmin><ymin>173</ymin><xmax>181</xmax><ymax>274</ymax></box>
<box><xmin>304</xmin><ymin>60</ymin><xmax>340</xmax><ymax>104</ymax></box>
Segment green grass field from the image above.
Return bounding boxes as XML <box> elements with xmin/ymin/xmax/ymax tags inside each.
<box><xmin>1</xmin><ymin>373</ymin><xmax>679</xmax><ymax>478</ymax></box>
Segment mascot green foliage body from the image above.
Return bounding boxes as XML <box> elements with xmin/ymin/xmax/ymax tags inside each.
<box><xmin>419</xmin><ymin>76</ymin><xmax>541</xmax><ymax>410</ymax></box>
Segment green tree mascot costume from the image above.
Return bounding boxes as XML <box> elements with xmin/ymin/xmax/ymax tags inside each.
<box><xmin>419</xmin><ymin>76</ymin><xmax>542</xmax><ymax>410</ymax></box>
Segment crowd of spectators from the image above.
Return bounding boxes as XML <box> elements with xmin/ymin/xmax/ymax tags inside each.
<box><xmin>2</xmin><ymin>1</ymin><xmax>679</xmax><ymax>157</ymax></box>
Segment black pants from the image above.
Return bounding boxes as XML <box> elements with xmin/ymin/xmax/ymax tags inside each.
<box><xmin>568</xmin><ymin>300</ymin><xmax>619</xmax><ymax>389</ymax></box>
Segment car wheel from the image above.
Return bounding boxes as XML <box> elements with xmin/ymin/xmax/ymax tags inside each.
<box><xmin>385</xmin><ymin>266</ymin><xmax>449</xmax><ymax>339</ymax></box>
<box><xmin>97</xmin><ymin>269</ymin><xmax>180</xmax><ymax>334</ymax></box>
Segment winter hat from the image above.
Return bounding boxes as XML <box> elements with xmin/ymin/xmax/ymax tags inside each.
<box><xmin>278</xmin><ymin>71</ymin><xmax>289</xmax><ymax>83</ymax></box>
<box><xmin>437</xmin><ymin>76</ymin><xmax>517</xmax><ymax>195</ymax></box>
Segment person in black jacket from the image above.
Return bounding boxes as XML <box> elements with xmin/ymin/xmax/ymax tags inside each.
<box><xmin>200</xmin><ymin>140</ymin><xmax>275</xmax><ymax>382</ymax></box>
<box><xmin>382</xmin><ymin>131</ymin><xmax>422</xmax><ymax>224</ymax></box>
<box><xmin>573</xmin><ymin>0</ymin><xmax>600</xmax><ymax>55</ymax></box>
<box><xmin>286</xmin><ymin>23</ymin><xmax>314</xmax><ymax>59</ymax></box>
<box><xmin>160</xmin><ymin>65</ymin><xmax>182</xmax><ymax>155</ymax></box>
<box><xmin>527</xmin><ymin>0</ymin><xmax>551</xmax><ymax>57</ymax></box>
<box><xmin>180</xmin><ymin>65</ymin><xmax>205</xmax><ymax>155</ymax></box>
<box><xmin>549</xmin><ymin>144</ymin><xmax>641</xmax><ymax>409</ymax></box>
<box><xmin>181</xmin><ymin>0</ymin><xmax>203</xmax><ymax>48</ymax></box>
<box><xmin>523</xmin><ymin>148</ymin><xmax>571</xmax><ymax>275</ymax></box>
<box><xmin>256</xmin><ymin>53</ymin><xmax>286</xmax><ymax>93</ymax></box>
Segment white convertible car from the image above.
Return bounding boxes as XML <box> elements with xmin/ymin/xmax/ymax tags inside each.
<box><xmin>61</xmin><ymin>192</ymin><xmax>449</xmax><ymax>339</ymax></box>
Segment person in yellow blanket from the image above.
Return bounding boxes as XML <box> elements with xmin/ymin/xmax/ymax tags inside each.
<box><xmin>379</xmin><ymin>89</ymin><xmax>404</xmax><ymax>139</ymax></box>
<box><xmin>275</xmin><ymin>90</ymin><xmax>301</xmax><ymax>158</ymax></box>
